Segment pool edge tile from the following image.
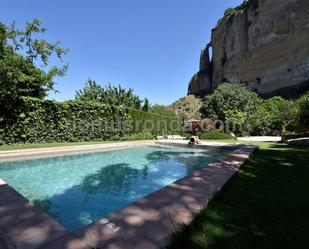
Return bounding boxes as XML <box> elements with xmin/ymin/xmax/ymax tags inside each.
<box><xmin>39</xmin><ymin>234</ymin><xmax>90</xmax><ymax>249</ymax></box>
<box><xmin>0</xmin><ymin>179</ymin><xmax>72</xmax><ymax>249</ymax></box>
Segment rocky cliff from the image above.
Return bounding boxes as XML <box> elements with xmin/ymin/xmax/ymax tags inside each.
<box><xmin>188</xmin><ymin>0</ymin><xmax>309</xmax><ymax>98</ymax></box>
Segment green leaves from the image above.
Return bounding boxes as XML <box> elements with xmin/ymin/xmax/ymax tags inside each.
<box><xmin>148</xmin><ymin>104</ymin><xmax>176</xmax><ymax>118</ymax></box>
<box><xmin>0</xmin><ymin>19</ymin><xmax>68</xmax><ymax>124</ymax></box>
<box><xmin>142</xmin><ymin>98</ymin><xmax>149</xmax><ymax>112</ymax></box>
<box><xmin>200</xmin><ymin>82</ymin><xmax>260</xmax><ymax>121</ymax></box>
<box><xmin>286</xmin><ymin>92</ymin><xmax>309</xmax><ymax>132</ymax></box>
<box><xmin>1</xmin><ymin>97</ymin><xmax>179</xmax><ymax>144</ymax></box>
<box><xmin>200</xmin><ymin>83</ymin><xmax>292</xmax><ymax>135</ymax></box>
<box><xmin>75</xmin><ymin>80</ymin><xmax>143</xmax><ymax>109</ymax></box>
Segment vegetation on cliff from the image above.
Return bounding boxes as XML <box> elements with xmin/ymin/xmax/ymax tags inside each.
<box><xmin>215</xmin><ymin>0</ymin><xmax>253</xmax><ymax>28</ymax></box>
<box><xmin>169</xmin><ymin>95</ymin><xmax>202</xmax><ymax>120</ymax></box>
<box><xmin>216</xmin><ymin>1</ymin><xmax>245</xmax><ymax>27</ymax></box>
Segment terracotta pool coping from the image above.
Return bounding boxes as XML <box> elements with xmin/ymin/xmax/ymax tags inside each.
<box><xmin>0</xmin><ymin>143</ymin><xmax>257</xmax><ymax>249</ymax></box>
<box><xmin>0</xmin><ymin>179</ymin><xmax>89</xmax><ymax>249</ymax></box>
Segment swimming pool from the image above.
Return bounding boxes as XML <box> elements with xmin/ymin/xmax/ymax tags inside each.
<box><xmin>0</xmin><ymin>145</ymin><xmax>233</xmax><ymax>231</ymax></box>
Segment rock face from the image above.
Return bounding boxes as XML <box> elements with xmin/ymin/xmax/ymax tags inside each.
<box><xmin>188</xmin><ymin>0</ymin><xmax>309</xmax><ymax>98</ymax></box>
<box><xmin>188</xmin><ymin>42</ymin><xmax>212</xmax><ymax>97</ymax></box>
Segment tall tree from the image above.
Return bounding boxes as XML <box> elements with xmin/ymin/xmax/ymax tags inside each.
<box><xmin>75</xmin><ymin>79</ymin><xmax>104</xmax><ymax>101</ymax></box>
<box><xmin>200</xmin><ymin>83</ymin><xmax>261</xmax><ymax>121</ymax></box>
<box><xmin>75</xmin><ymin>80</ymin><xmax>142</xmax><ymax>109</ymax></box>
<box><xmin>0</xmin><ymin>19</ymin><xmax>68</xmax><ymax>122</ymax></box>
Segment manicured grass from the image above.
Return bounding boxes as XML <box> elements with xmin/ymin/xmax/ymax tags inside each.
<box><xmin>167</xmin><ymin>142</ymin><xmax>309</xmax><ymax>249</ymax></box>
<box><xmin>0</xmin><ymin>141</ymin><xmax>121</xmax><ymax>151</ymax></box>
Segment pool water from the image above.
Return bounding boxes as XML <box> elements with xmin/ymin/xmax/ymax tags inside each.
<box><xmin>0</xmin><ymin>145</ymin><xmax>232</xmax><ymax>231</ymax></box>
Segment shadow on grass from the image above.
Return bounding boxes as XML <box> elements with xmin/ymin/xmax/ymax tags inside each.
<box><xmin>166</xmin><ymin>144</ymin><xmax>309</xmax><ymax>249</ymax></box>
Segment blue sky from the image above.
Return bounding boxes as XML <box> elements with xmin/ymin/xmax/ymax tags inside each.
<box><xmin>1</xmin><ymin>0</ymin><xmax>243</xmax><ymax>105</ymax></box>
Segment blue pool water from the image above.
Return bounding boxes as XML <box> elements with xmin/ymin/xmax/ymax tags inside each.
<box><xmin>0</xmin><ymin>145</ymin><xmax>232</xmax><ymax>231</ymax></box>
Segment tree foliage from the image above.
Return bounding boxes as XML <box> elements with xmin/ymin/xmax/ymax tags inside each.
<box><xmin>142</xmin><ymin>98</ymin><xmax>150</xmax><ymax>112</ymax></box>
<box><xmin>200</xmin><ymin>83</ymin><xmax>291</xmax><ymax>135</ymax></box>
<box><xmin>148</xmin><ymin>104</ymin><xmax>177</xmax><ymax>118</ymax></box>
<box><xmin>249</xmin><ymin>97</ymin><xmax>291</xmax><ymax>135</ymax></box>
<box><xmin>75</xmin><ymin>79</ymin><xmax>103</xmax><ymax>101</ymax></box>
<box><xmin>224</xmin><ymin>109</ymin><xmax>247</xmax><ymax>135</ymax></box>
<box><xmin>0</xmin><ymin>19</ymin><xmax>68</xmax><ymax>123</ymax></box>
<box><xmin>75</xmin><ymin>79</ymin><xmax>142</xmax><ymax>109</ymax></box>
<box><xmin>200</xmin><ymin>82</ymin><xmax>261</xmax><ymax>120</ymax></box>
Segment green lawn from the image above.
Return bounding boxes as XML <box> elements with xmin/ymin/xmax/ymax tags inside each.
<box><xmin>167</xmin><ymin>142</ymin><xmax>309</xmax><ymax>249</ymax></box>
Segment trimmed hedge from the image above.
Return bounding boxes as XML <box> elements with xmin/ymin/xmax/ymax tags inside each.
<box><xmin>0</xmin><ymin>97</ymin><xmax>180</xmax><ymax>144</ymax></box>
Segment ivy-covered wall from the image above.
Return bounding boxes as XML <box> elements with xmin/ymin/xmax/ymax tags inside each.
<box><xmin>0</xmin><ymin>97</ymin><xmax>180</xmax><ymax>144</ymax></box>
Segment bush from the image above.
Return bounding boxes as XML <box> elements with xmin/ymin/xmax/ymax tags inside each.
<box><xmin>148</xmin><ymin>104</ymin><xmax>177</xmax><ymax>118</ymax></box>
<box><xmin>199</xmin><ymin>130</ymin><xmax>236</xmax><ymax>140</ymax></box>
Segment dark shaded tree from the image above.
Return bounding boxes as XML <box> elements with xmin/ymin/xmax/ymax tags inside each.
<box><xmin>142</xmin><ymin>98</ymin><xmax>150</xmax><ymax>112</ymax></box>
